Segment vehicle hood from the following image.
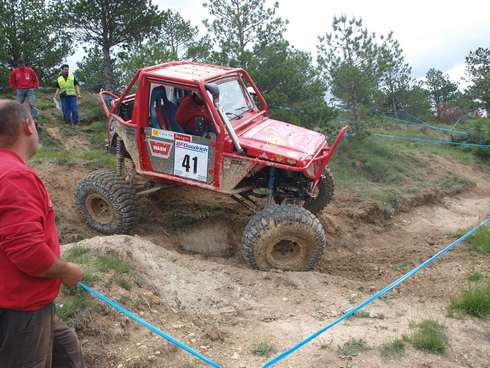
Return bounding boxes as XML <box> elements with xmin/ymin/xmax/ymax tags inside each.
<box><xmin>238</xmin><ymin>118</ymin><xmax>327</xmax><ymax>165</ymax></box>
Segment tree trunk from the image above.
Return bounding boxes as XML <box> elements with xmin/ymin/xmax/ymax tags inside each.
<box><xmin>351</xmin><ymin>91</ymin><xmax>361</xmax><ymax>122</ymax></box>
<box><xmin>392</xmin><ymin>94</ymin><xmax>397</xmax><ymax>118</ymax></box>
<box><xmin>102</xmin><ymin>44</ymin><xmax>114</xmax><ymax>91</ymax></box>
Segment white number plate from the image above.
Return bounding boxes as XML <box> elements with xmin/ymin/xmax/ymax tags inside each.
<box><xmin>173</xmin><ymin>141</ymin><xmax>209</xmax><ymax>182</ymax></box>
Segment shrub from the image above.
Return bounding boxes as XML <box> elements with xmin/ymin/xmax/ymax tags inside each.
<box><xmin>337</xmin><ymin>338</ymin><xmax>370</xmax><ymax>358</ymax></box>
<box><xmin>380</xmin><ymin>338</ymin><xmax>405</xmax><ymax>359</ymax></box>
<box><xmin>450</xmin><ymin>283</ymin><xmax>490</xmax><ymax>318</ymax></box>
<box><xmin>252</xmin><ymin>341</ymin><xmax>276</xmax><ymax>357</ymax></box>
<box><xmin>409</xmin><ymin>320</ymin><xmax>448</xmax><ymax>354</ymax></box>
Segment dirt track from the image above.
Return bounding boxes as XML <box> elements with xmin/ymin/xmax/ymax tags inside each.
<box><xmin>50</xmin><ymin>165</ymin><xmax>490</xmax><ymax>368</ymax></box>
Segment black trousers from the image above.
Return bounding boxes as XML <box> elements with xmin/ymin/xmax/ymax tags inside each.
<box><xmin>0</xmin><ymin>303</ymin><xmax>85</xmax><ymax>368</ymax></box>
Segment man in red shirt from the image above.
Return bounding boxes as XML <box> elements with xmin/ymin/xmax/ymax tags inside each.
<box><xmin>0</xmin><ymin>100</ymin><xmax>85</xmax><ymax>367</ymax></box>
<box><xmin>8</xmin><ymin>57</ymin><xmax>40</xmax><ymax>122</ymax></box>
<box><xmin>176</xmin><ymin>92</ymin><xmax>215</xmax><ymax>137</ymax></box>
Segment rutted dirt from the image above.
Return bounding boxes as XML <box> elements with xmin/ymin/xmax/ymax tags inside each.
<box><xmin>29</xmin><ymin>159</ymin><xmax>488</xmax><ymax>368</ymax></box>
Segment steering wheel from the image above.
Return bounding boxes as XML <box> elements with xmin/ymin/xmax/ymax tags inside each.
<box><xmin>182</xmin><ymin>115</ymin><xmax>208</xmax><ymax>136</ymax></box>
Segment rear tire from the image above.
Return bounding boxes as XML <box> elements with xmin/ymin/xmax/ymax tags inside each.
<box><xmin>75</xmin><ymin>170</ymin><xmax>137</xmax><ymax>234</ymax></box>
<box><xmin>304</xmin><ymin>169</ymin><xmax>335</xmax><ymax>213</ymax></box>
<box><xmin>242</xmin><ymin>205</ymin><xmax>326</xmax><ymax>271</ymax></box>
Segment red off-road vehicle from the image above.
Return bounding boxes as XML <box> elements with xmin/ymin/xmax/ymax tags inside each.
<box><xmin>75</xmin><ymin>61</ymin><xmax>346</xmax><ymax>271</ymax></box>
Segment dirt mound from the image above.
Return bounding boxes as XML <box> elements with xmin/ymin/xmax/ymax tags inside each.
<box><xmin>65</xmin><ymin>188</ymin><xmax>490</xmax><ymax>368</ymax></box>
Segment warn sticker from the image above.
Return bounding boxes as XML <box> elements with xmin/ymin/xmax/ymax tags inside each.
<box><xmin>149</xmin><ymin>139</ymin><xmax>173</xmax><ymax>159</ymax></box>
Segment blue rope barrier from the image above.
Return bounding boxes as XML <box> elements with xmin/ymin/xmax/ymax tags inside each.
<box><xmin>372</xmin><ymin>133</ymin><xmax>490</xmax><ymax>149</ymax></box>
<box><xmin>78</xmin><ymin>283</ymin><xmax>223</xmax><ymax>368</ymax></box>
<box><xmin>261</xmin><ymin>213</ymin><xmax>490</xmax><ymax>367</ymax></box>
<box><xmin>384</xmin><ymin>115</ymin><xmax>471</xmax><ymax>135</ymax></box>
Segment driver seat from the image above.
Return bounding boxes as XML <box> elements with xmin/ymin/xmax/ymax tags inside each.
<box><xmin>149</xmin><ymin>86</ymin><xmax>184</xmax><ymax>133</ymax></box>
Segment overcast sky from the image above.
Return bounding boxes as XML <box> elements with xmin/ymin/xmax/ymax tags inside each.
<box><xmin>70</xmin><ymin>0</ymin><xmax>490</xmax><ymax>86</ymax></box>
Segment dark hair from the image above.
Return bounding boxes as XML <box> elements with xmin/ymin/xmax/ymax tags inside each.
<box><xmin>16</xmin><ymin>56</ymin><xmax>25</xmax><ymax>66</ymax></box>
<box><xmin>62</xmin><ymin>64</ymin><xmax>69</xmax><ymax>69</ymax></box>
<box><xmin>0</xmin><ymin>100</ymin><xmax>29</xmax><ymax>147</ymax></box>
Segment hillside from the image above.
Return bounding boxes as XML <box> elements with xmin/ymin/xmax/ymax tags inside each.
<box><xmin>2</xmin><ymin>90</ymin><xmax>490</xmax><ymax>367</ymax></box>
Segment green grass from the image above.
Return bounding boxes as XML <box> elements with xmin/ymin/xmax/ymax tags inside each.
<box><xmin>468</xmin><ymin>272</ymin><xmax>483</xmax><ymax>282</ymax></box>
<box><xmin>56</xmin><ymin>290</ymin><xmax>87</xmax><ymax>321</ymax></box>
<box><xmin>380</xmin><ymin>338</ymin><xmax>405</xmax><ymax>359</ymax></box>
<box><xmin>408</xmin><ymin>320</ymin><xmax>448</xmax><ymax>354</ymax></box>
<box><xmin>24</xmin><ymin>89</ymin><xmax>114</xmax><ymax>170</ymax></box>
<box><xmin>64</xmin><ymin>246</ymin><xmax>91</xmax><ymax>264</ymax></box>
<box><xmin>337</xmin><ymin>338</ymin><xmax>370</xmax><ymax>358</ymax></box>
<box><xmin>352</xmin><ymin>311</ymin><xmax>371</xmax><ymax>318</ymax></box>
<box><xmin>30</xmin><ymin>148</ymin><xmax>76</xmax><ymax>166</ymax></box>
<box><xmin>394</xmin><ymin>263</ymin><xmax>409</xmax><ymax>273</ymax></box>
<box><xmin>114</xmin><ymin>275</ymin><xmax>132</xmax><ymax>291</ymax></box>
<box><xmin>56</xmin><ymin>247</ymin><xmax>135</xmax><ymax>324</ymax></box>
<box><xmin>95</xmin><ymin>254</ymin><xmax>130</xmax><ymax>274</ymax></box>
<box><xmin>83</xmin><ymin>121</ymin><xmax>107</xmax><ymax>148</ymax></box>
<box><xmin>450</xmin><ymin>283</ymin><xmax>490</xmax><ymax>318</ymax></box>
<box><xmin>468</xmin><ymin>228</ymin><xmax>490</xmax><ymax>253</ymax></box>
<box><xmin>78</xmin><ymin>150</ymin><xmax>115</xmax><ymax>168</ymax></box>
<box><xmin>328</xmin><ymin>135</ymin><xmax>477</xmax><ymax>203</ymax></box>
<box><xmin>252</xmin><ymin>341</ymin><xmax>277</xmax><ymax>357</ymax></box>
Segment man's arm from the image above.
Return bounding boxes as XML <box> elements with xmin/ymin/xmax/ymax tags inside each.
<box><xmin>0</xmin><ymin>171</ymin><xmax>83</xmax><ymax>288</ymax></box>
<box><xmin>75</xmin><ymin>77</ymin><xmax>81</xmax><ymax>99</ymax></box>
<box><xmin>31</xmin><ymin>68</ymin><xmax>40</xmax><ymax>89</ymax></box>
<box><xmin>54</xmin><ymin>87</ymin><xmax>60</xmax><ymax>99</ymax></box>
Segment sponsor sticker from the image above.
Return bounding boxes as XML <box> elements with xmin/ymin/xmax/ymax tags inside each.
<box><xmin>151</xmin><ymin>128</ymin><xmax>175</xmax><ymax>141</ymax></box>
<box><xmin>149</xmin><ymin>139</ymin><xmax>173</xmax><ymax>159</ymax></box>
<box><xmin>175</xmin><ymin>141</ymin><xmax>209</xmax><ymax>154</ymax></box>
<box><xmin>174</xmin><ymin>133</ymin><xmax>192</xmax><ymax>142</ymax></box>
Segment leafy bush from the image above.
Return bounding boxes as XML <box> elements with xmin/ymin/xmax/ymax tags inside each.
<box><xmin>453</xmin><ymin>118</ymin><xmax>490</xmax><ymax>159</ymax></box>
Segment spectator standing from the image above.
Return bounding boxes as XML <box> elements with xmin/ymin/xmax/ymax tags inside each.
<box><xmin>54</xmin><ymin>64</ymin><xmax>81</xmax><ymax>125</ymax></box>
<box><xmin>0</xmin><ymin>100</ymin><xmax>85</xmax><ymax>367</ymax></box>
<box><xmin>8</xmin><ymin>56</ymin><xmax>39</xmax><ymax>122</ymax></box>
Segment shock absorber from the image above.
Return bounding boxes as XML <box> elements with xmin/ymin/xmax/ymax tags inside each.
<box><xmin>116</xmin><ymin>136</ymin><xmax>124</xmax><ymax>177</ymax></box>
<box><xmin>266</xmin><ymin>167</ymin><xmax>276</xmax><ymax>207</ymax></box>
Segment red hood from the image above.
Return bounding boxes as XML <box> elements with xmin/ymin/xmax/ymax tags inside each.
<box><xmin>238</xmin><ymin>118</ymin><xmax>327</xmax><ymax>165</ymax></box>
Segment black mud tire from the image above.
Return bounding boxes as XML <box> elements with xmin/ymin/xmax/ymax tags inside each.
<box><xmin>75</xmin><ymin>169</ymin><xmax>137</xmax><ymax>234</ymax></box>
<box><xmin>304</xmin><ymin>169</ymin><xmax>335</xmax><ymax>214</ymax></box>
<box><xmin>242</xmin><ymin>205</ymin><xmax>326</xmax><ymax>271</ymax></box>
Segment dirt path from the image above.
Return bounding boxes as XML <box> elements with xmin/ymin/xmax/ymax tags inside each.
<box><xmin>67</xmin><ymin>189</ymin><xmax>490</xmax><ymax>368</ymax></box>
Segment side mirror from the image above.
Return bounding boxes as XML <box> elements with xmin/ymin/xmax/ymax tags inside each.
<box><xmin>205</xmin><ymin>83</ymin><xmax>220</xmax><ymax>103</ymax></box>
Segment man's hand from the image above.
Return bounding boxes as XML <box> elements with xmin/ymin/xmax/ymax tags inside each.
<box><xmin>36</xmin><ymin>258</ymin><xmax>84</xmax><ymax>288</ymax></box>
<box><xmin>62</xmin><ymin>262</ymin><xmax>84</xmax><ymax>288</ymax></box>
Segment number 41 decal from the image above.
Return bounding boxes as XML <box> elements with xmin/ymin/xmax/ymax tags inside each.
<box><xmin>174</xmin><ymin>141</ymin><xmax>209</xmax><ymax>182</ymax></box>
<box><xmin>182</xmin><ymin>154</ymin><xmax>198</xmax><ymax>174</ymax></box>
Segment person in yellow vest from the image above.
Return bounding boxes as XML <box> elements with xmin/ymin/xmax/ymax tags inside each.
<box><xmin>53</xmin><ymin>65</ymin><xmax>81</xmax><ymax>125</ymax></box>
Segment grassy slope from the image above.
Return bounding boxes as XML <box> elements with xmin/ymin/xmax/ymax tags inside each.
<box><xmin>0</xmin><ymin>90</ymin><xmax>114</xmax><ymax>169</ymax></box>
<box><xmin>329</xmin><ymin>121</ymin><xmax>489</xmax><ymax>203</ymax></box>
